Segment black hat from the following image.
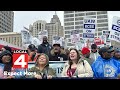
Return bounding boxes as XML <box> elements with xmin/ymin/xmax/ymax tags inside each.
<box><xmin>3</xmin><ymin>46</ymin><xmax>12</xmax><ymax>53</ymax></box>
<box><xmin>53</xmin><ymin>43</ymin><xmax>61</xmax><ymax>47</ymax></box>
<box><xmin>91</xmin><ymin>44</ymin><xmax>97</xmax><ymax>49</ymax></box>
<box><xmin>98</xmin><ymin>46</ymin><xmax>114</xmax><ymax>55</ymax></box>
<box><xmin>28</xmin><ymin>44</ymin><xmax>36</xmax><ymax>51</ymax></box>
<box><xmin>0</xmin><ymin>50</ymin><xmax>12</xmax><ymax>59</ymax></box>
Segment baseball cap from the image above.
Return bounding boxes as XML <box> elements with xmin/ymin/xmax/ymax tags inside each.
<box><xmin>98</xmin><ymin>46</ymin><xmax>114</xmax><ymax>55</ymax></box>
<box><xmin>28</xmin><ymin>44</ymin><xmax>36</xmax><ymax>51</ymax></box>
<box><xmin>53</xmin><ymin>43</ymin><xmax>61</xmax><ymax>47</ymax></box>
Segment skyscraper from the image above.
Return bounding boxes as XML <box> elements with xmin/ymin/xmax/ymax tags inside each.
<box><xmin>64</xmin><ymin>11</ymin><xmax>108</xmax><ymax>48</ymax></box>
<box><xmin>29</xmin><ymin>20</ymin><xmax>47</xmax><ymax>38</ymax></box>
<box><xmin>0</xmin><ymin>11</ymin><xmax>14</xmax><ymax>33</ymax></box>
<box><xmin>46</xmin><ymin>13</ymin><xmax>64</xmax><ymax>45</ymax></box>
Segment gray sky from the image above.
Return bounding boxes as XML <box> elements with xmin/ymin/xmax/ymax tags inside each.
<box><xmin>13</xmin><ymin>11</ymin><xmax>120</xmax><ymax>32</ymax></box>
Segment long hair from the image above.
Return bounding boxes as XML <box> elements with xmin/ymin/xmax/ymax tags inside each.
<box><xmin>68</xmin><ymin>48</ymin><xmax>80</xmax><ymax>69</ymax></box>
<box><xmin>35</xmin><ymin>53</ymin><xmax>49</xmax><ymax>67</ymax></box>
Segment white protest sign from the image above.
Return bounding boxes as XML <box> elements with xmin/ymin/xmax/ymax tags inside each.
<box><xmin>52</xmin><ymin>36</ymin><xmax>62</xmax><ymax>46</ymax></box>
<box><xmin>83</xmin><ymin>18</ymin><xmax>96</xmax><ymax>42</ymax></box>
<box><xmin>109</xmin><ymin>16</ymin><xmax>120</xmax><ymax>43</ymax></box>
<box><xmin>71</xmin><ymin>30</ymin><xmax>80</xmax><ymax>44</ymax></box>
<box><xmin>31</xmin><ymin>37</ymin><xmax>41</xmax><ymax>47</ymax></box>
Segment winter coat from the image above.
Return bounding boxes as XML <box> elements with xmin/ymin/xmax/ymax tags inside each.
<box><xmin>49</xmin><ymin>49</ymin><xmax>68</xmax><ymax>61</ymax></box>
<box><xmin>61</xmin><ymin>59</ymin><xmax>93</xmax><ymax>77</ymax></box>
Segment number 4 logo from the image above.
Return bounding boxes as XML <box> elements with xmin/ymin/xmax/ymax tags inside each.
<box><xmin>13</xmin><ymin>53</ymin><xmax>28</xmax><ymax>69</ymax></box>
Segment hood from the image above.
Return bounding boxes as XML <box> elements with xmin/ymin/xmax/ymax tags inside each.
<box><xmin>0</xmin><ymin>50</ymin><xmax>12</xmax><ymax>60</ymax></box>
<box><xmin>50</xmin><ymin>48</ymin><xmax>66</xmax><ymax>56</ymax></box>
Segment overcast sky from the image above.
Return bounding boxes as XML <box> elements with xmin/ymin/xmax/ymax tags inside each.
<box><xmin>13</xmin><ymin>11</ymin><xmax>120</xmax><ymax>33</ymax></box>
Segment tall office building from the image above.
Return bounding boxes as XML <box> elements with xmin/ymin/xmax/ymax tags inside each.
<box><xmin>64</xmin><ymin>11</ymin><xmax>108</xmax><ymax>48</ymax></box>
<box><xmin>0</xmin><ymin>11</ymin><xmax>14</xmax><ymax>33</ymax></box>
<box><xmin>29</xmin><ymin>20</ymin><xmax>47</xmax><ymax>38</ymax></box>
<box><xmin>46</xmin><ymin>13</ymin><xmax>64</xmax><ymax>45</ymax></box>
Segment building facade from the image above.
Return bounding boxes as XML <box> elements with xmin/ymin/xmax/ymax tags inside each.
<box><xmin>46</xmin><ymin>14</ymin><xmax>64</xmax><ymax>45</ymax></box>
<box><xmin>29</xmin><ymin>20</ymin><xmax>46</xmax><ymax>38</ymax></box>
<box><xmin>64</xmin><ymin>11</ymin><xmax>108</xmax><ymax>48</ymax></box>
<box><xmin>0</xmin><ymin>11</ymin><xmax>14</xmax><ymax>33</ymax></box>
<box><xmin>0</xmin><ymin>32</ymin><xmax>22</xmax><ymax>47</ymax></box>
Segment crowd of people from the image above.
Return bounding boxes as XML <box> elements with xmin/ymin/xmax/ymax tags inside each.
<box><xmin>0</xmin><ymin>36</ymin><xmax>120</xmax><ymax>79</ymax></box>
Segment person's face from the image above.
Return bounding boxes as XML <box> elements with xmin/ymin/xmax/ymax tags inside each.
<box><xmin>54</xmin><ymin>45</ymin><xmax>60</xmax><ymax>53</ymax></box>
<box><xmin>84</xmin><ymin>53</ymin><xmax>90</xmax><ymax>58</ymax></box>
<box><xmin>38</xmin><ymin>55</ymin><xmax>47</xmax><ymax>65</ymax></box>
<box><xmin>111</xmin><ymin>51</ymin><xmax>114</xmax><ymax>57</ymax></box>
<box><xmin>102</xmin><ymin>51</ymin><xmax>112</xmax><ymax>59</ymax></box>
<box><xmin>43</xmin><ymin>37</ymin><xmax>47</xmax><ymax>43</ymax></box>
<box><xmin>1</xmin><ymin>48</ymin><xmax>6</xmax><ymax>52</ymax></box>
<box><xmin>69</xmin><ymin>50</ymin><xmax>78</xmax><ymax>60</ymax></box>
<box><xmin>2</xmin><ymin>55</ymin><xmax>11</xmax><ymax>63</ymax></box>
<box><xmin>114</xmin><ymin>52</ymin><xmax>120</xmax><ymax>60</ymax></box>
<box><xmin>91</xmin><ymin>48</ymin><xmax>97</xmax><ymax>53</ymax></box>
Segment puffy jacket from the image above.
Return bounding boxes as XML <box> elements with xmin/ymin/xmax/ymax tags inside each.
<box><xmin>61</xmin><ymin>59</ymin><xmax>93</xmax><ymax>77</ymax></box>
<box><xmin>92</xmin><ymin>56</ymin><xmax>120</xmax><ymax>78</ymax></box>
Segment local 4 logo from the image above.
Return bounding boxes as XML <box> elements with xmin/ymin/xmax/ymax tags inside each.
<box><xmin>13</xmin><ymin>50</ymin><xmax>28</xmax><ymax>69</ymax></box>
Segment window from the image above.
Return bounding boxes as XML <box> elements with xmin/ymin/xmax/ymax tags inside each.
<box><xmin>97</xmin><ymin>11</ymin><xmax>107</xmax><ymax>15</ymax></box>
<box><xmin>65</xmin><ymin>31</ymin><xmax>71</xmax><ymax>34</ymax></box>
<box><xmin>65</xmin><ymin>26</ymin><xmax>74</xmax><ymax>30</ymax></box>
<box><xmin>98</xmin><ymin>27</ymin><xmax>108</xmax><ymax>31</ymax></box>
<box><xmin>86</xmin><ymin>12</ymin><xmax>96</xmax><ymax>15</ymax></box>
<box><xmin>79</xmin><ymin>30</ymin><xmax>83</xmax><ymax>33</ymax></box>
<box><xmin>75</xmin><ymin>13</ymin><xmax>84</xmax><ymax>17</ymax></box>
<box><xmin>64</xmin><ymin>11</ymin><xmax>74</xmax><ymax>14</ymax></box>
<box><xmin>97</xmin><ymin>15</ymin><xmax>107</xmax><ymax>19</ymax></box>
<box><xmin>97</xmin><ymin>19</ymin><xmax>108</xmax><ymax>23</ymax></box>
<box><xmin>75</xmin><ymin>21</ymin><xmax>83</xmax><ymax>25</ymax></box>
<box><xmin>64</xmin><ymin>14</ymin><xmax>74</xmax><ymax>18</ymax></box>
<box><xmin>75</xmin><ymin>26</ymin><xmax>80</xmax><ymax>29</ymax></box>
<box><xmin>64</xmin><ymin>18</ymin><xmax>74</xmax><ymax>22</ymax></box>
<box><xmin>97</xmin><ymin>23</ymin><xmax>108</xmax><ymax>27</ymax></box>
<box><xmin>65</xmin><ymin>35</ymin><xmax>70</xmax><ymax>38</ymax></box>
<box><xmin>98</xmin><ymin>32</ymin><xmax>102</xmax><ymax>35</ymax></box>
<box><xmin>75</xmin><ymin>17</ymin><xmax>83</xmax><ymax>21</ymax></box>
<box><xmin>64</xmin><ymin>22</ymin><xmax>74</xmax><ymax>26</ymax></box>
<box><xmin>68</xmin><ymin>39</ymin><xmax>71</xmax><ymax>42</ymax></box>
<box><xmin>86</xmin><ymin>16</ymin><xmax>96</xmax><ymax>18</ymax></box>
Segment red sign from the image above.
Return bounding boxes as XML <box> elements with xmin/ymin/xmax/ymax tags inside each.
<box><xmin>13</xmin><ymin>51</ymin><xmax>28</xmax><ymax>69</ymax></box>
<box><xmin>94</xmin><ymin>38</ymin><xmax>104</xmax><ymax>45</ymax></box>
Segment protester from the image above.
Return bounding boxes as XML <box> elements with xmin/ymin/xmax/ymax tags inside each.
<box><xmin>49</xmin><ymin>43</ymin><xmax>68</xmax><ymax>61</ymax></box>
<box><xmin>27</xmin><ymin>44</ymin><xmax>37</xmax><ymax>62</ymax></box>
<box><xmin>61</xmin><ymin>48</ymin><xmax>93</xmax><ymax>77</ymax></box>
<box><xmin>90</xmin><ymin>44</ymin><xmax>99</xmax><ymax>62</ymax></box>
<box><xmin>92</xmin><ymin>46</ymin><xmax>120</xmax><ymax>78</ymax></box>
<box><xmin>112</xmin><ymin>48</ymin><xmax>120</xmax><ymax>61</ymax></box>
<box><xmin>26</xmin><ymin>53</ymin><xmax>56</xmax><ymax>79</ymax></box>
<box><xmin>1</xmin><ymin>46</ymin><xmax>13</xmax><ymax>54</ymax></box>
<box><xmin>0</xmin><ymin>50</ymin><xmax>13</xmax><ymax>79</ymax></box>
<box><xmin>81</xmin><ymin>47</ymin><xmax>94</xmax><ymax>65</ymax></box>
<box><xmin>37</xmin><ymin>36</ymin><xmax>52</xmax><ymax>56</ymax></box>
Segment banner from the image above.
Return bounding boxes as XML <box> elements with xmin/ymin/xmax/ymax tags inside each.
<box><xmin>83</xmin><ymin>18</ymin><xmax>96</xmax><ymax>42</ymax></box>
<box><xmin>109</xmin><ymin>16</ymin><xmax>120</xmax><ymax>43</ymax></box>
<box><xmin>38</xmin><ymin>30</ymin><xmax>48</xmax><ymax>44</ymax></box>
<box><xmin>52</xmin><ymin>36</ymin><xmax>63</xmax><ymax>46</ymax></box>
<box><xmin>71</xmin><ymin>30</ymin><xmax>80</xmax><ymax>44</ymax></box>
<box><xmin>28</xmin><ymin>61</ymin><xmax>66</xmax><ymax>77</ymax></box>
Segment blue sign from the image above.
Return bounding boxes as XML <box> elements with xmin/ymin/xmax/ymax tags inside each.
<box><xmin>112</xmin><ymin>25</ymin><xmax>120</xmax><ymax>32</ymax></box>
<box><xmin>83</xmin><ymin>33</ymin><xmax>94</xmax><ymax>38</ymax></box>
